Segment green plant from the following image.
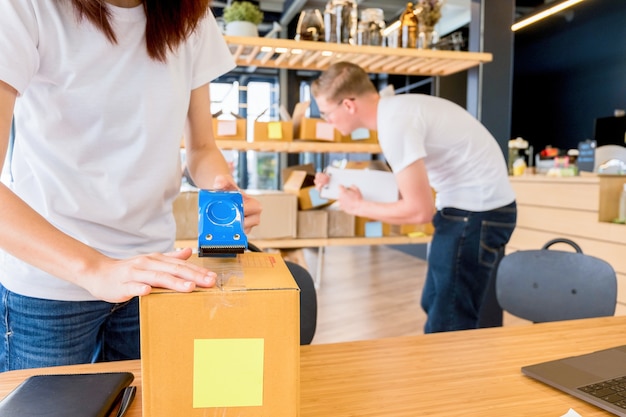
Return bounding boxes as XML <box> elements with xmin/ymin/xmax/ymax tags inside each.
<box><xmin>223</xmin><ymin>1</ymin><xmax>264</xmax><ymax>25</ymax></box>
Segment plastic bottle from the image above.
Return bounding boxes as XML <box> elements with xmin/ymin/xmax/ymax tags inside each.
<box><xmin>619</xmin><ymin>183</ymin><xmax>626</xmax><ymax>222</ymax></box>
<box><xmin>399</xmin><ymin>2</ymin><xmax>418</xmax><ymax>49</ymax></box>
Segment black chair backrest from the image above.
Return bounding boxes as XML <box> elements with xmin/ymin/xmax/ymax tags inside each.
<box><xmin>496</xmin><ymin>238</ymin><xmax>617</xmax><ymax>323</ymax></box>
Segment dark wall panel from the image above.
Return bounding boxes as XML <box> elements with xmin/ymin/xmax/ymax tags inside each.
<box><xmin>512</xmin><ymin>0</ymin><xmax>626</xmax><ymax>152</ymax></box>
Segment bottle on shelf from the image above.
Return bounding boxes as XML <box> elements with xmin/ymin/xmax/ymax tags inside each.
<box><xmin>356</xmin><ymin>8</ymin><xmax>385</xmax><ymax>46</ymax></box>
<box><xmin>323</xmin><ymin>0</ymin><xmax>357</xmax><ymax>44</ymax></box>
<box><xmin>399</xmin><ymin>2</ymin><xmax>419</xmax><ymax>49</ymax></box>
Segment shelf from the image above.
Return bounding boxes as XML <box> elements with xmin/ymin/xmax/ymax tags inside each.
<box><xmin>216</xmin><ymin>139</ymin><xmax>382</xmax><ymax>154</ymax></box>
<box><xmin>176</xmin><ymin>235</ymin><xmax>431</xmax><ymax>250</ymax></box>
<box><xmin>224</xmin><ymin>36</ymin><xmax>492</xmax><ymax>77</ymax></box>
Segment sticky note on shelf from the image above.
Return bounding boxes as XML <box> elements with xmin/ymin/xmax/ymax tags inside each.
<box><xmin>268</xmin><ymin>122</ymin><xmax>283</xmax><ymax>139</ymax></box>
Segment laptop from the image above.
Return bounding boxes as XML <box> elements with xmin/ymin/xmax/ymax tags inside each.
<box><xmin>522</xmin><ymin>345</ymin><xmax>626</xmax><ymax>416</ymax></box>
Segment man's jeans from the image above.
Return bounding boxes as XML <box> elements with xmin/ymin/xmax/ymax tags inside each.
<box><xmin>421</xmin><ymin>201</ymin><xmax>517</xmax><ymax>333</ymax></box>
<box><xmin>0</xmin><ymin>284</ymin><xmax>140</xmax><ymax>371</ymax></box>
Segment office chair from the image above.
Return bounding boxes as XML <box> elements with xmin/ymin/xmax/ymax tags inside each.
<box><xmin>496</xmin><ymin>238</ymin><xmax>617</xmax><ymax>323</ymax></box>
<box><xmin>248</xmin><ymin>243</ymin><xmax>317</xmax><ymax>345</ymax></box>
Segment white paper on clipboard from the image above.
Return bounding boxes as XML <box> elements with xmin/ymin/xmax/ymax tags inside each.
<box><xmin>320</xmin><ymin>167</ymin><xmax>399</xmax><ymax>203</ymax></box>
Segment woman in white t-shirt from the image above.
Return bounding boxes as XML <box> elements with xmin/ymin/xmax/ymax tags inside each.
<box><xmin>0</xmin><ymin>0</ymin><xmax>261</xmax><ymax>371</ymax></box>
<box><xmin>313</xmin><ymin>62</ymin><xmax>516</xmax><ymax>333</ymax></box>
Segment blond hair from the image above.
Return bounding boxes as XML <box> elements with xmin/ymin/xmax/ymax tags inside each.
<box><xmin>311</xmin><ymin>62</ymin><xmax>378</xmax><ymax>102</ymax></box>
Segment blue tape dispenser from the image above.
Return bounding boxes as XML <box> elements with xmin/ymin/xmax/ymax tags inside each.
<box><xmin>197</xmin><ymin>190</ymin><xmax>248</xmax><ymax>257</ymax></box>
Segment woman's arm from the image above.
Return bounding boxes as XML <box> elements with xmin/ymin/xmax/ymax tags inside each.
<box><xmin>0</xmin><ymin>80</ymin><xmax>216</xmax><ymax>302</ymax></box>
<box><xmin>184</xmin><ymin>83</ymin><xmax>261</xmax><ymax>233</ymax></box>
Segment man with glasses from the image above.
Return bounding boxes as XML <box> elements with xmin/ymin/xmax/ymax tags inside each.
<box><xmin>313</xmin><ymin>62</ymin><xmax>516</xmax><ymax>334</ymax></box>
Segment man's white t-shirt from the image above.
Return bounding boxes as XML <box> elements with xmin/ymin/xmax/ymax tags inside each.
<box><xmin>0</xmin><ymin>1</ymin><xmax>235</xmax><ymax>300</ymax></box>
<box><xmin>377</xmin><ymin>94</ymin><xmax>515</xmax><ymax>212</ymax></box>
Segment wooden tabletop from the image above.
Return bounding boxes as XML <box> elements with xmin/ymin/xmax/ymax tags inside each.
<box><xmin>2</xmin><ymin>316</ymin><xmax>626</xmax><ymax>416</ymax></box>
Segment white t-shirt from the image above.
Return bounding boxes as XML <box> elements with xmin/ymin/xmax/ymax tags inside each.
<box><xmin>0</xmin><ymin>1</ymin><xmax>235</xmax><ymax>300</ymax></box>
<box><xmin>377</xmin><ymin>94</ymin><xmax>515</xmax><ymax>212</ymax></box>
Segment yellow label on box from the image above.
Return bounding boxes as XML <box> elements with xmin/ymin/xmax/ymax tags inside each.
<box><xmin>193</xmin><ymin>338</ymin><xmax>265</xmax><ymax>408</ymax></box>
<box><xmin>267</xmin><ymin>122</ymin><xmax>283</xmax><ymax>139</ymax></box>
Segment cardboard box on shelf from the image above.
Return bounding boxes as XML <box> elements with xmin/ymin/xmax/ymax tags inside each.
<box><xmin>245</xmin><ymin>190</ymin><xmax>297</xmax><ymax>240</ymax></box>
<box><xmin>355</xmin><ymin>216</ymin><xmax>392</xmax><ymax>237</ymax></box>
<box><xmin>296</xmin><ymin>117</ymin><xmax>343</xmax><ymax>142</ymax></box>
<box><xmin>140</xmin><ymin>253</ymin><xmax>300</xmax><ymax>417</ymax></box>
<box><xmin>173</xmin><ymin>191</ymin><xmax>199</xmax><ymax>240</ymax></box>
<box><xmin>253</xmin><ymin>121</ymin><xmax>294</xmax><ymax>142</ymax></box>
<box><xmin>297</xmin><ymin>210</ymin><xmax>328</xmax><ymax>238</ymax></box>
<box><xmin>326</xmin><ymin>206</ymin><xmax>355</xmax><ymax>237</ymax></box>
<box><xmin>283</xmin><ymin>170</ymin><xmax>332</xmax><ymax>210</ymax></box>
<box><xmin>390</xmin><ymin>222</ymin><xmax>435</xmax><ymax>237</ymax></box>
<box><xmin>212</xmin><ymin>113</ymin><xmax>247</xmax><ymax>141</ymax></box>
<box><xmin>339</xmin><ymin>128</ymin><xmax>379</xmax><ymax>144</ymax></box>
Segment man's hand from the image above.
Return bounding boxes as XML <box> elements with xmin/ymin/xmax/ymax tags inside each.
<box><xmin>314</xmin><ymin>172</ymin><xmax>330</xmax><ymax>191</ymax></box>
<box><xmin>336</xmin><ymin>185</ymin><xmax>363</xmax><ymax>215</ymax></box>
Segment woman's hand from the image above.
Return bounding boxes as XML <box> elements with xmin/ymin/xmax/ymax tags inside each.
<box><xmin>79</xmin><ymin>248</ymin><xmax>216</xmax><ymax>303</ymax></box>
<box><xmin>212</xmin><ymin>175</ymin><xmax>261</xmax><ymax>234</ymax></box>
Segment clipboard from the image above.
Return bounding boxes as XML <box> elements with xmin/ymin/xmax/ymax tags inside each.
<box><xmin>320</xmin><ymin>167</ymin><xmax>398</xmax><ymax>203</ymax></box>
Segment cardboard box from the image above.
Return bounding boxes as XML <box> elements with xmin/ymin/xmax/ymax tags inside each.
<box><xmin>297</xmin><ymin>210</ymin><xmax>328</xmax><ymax>238</ymax></box>
<box><xmin>212</xmin><ymin>118</ymin><xmax>247</xmax><ymax>141</ymax></box>
<box><xmin>355</xmin><ymin>216</ymin><xmax>392</xmax><ymax>237</ymax></box>
<box><xmin>390</xmin><ymin>222</ymin><xmax>435</xmax><ymax>236</ymax></box>
<box><xmin>253</xmin><ymin>121</ymin><xmax>294</xmax><ymax>142</ymax></box>
<box><xmin>245</xmin><ymin>190</ymin><xmax>297</xmax><ymax>240</ymax></box>
<box><xmin>283</xmin><ymin>170</ymin><xmax>332</xmax><ymax>210</ymax></box>
<box><xmin>173</xmin><ymin>191</ymin><xmax>199</xmax><ymax>240</ymax></box>
<box><xmin>339</xmin><ymin>128</ymin><xmax>379</xmax><ymax>144</ymax></box>
<box><xmin>296</xmin><ymin>118</ymin><xmax>342</xmax><ymax>142</ymax></box>
<box><xmin>326</xmin><ymin>207</ymin><xmax>355</xmax><ymax>237</ymax></box>
<box><xmin>140</xmin><ymin>253</ymin><xmax>300</xmax><ymax>417</ymax></box>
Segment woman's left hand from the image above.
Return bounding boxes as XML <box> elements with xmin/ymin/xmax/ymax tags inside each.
<box><xmin>212</xmin><ymin>175</ymin><xmax>262</xmax><ymax>234</ymax></box>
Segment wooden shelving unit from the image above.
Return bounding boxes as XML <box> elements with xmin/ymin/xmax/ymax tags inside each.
<box><xmin>215</xmin><ymin>139</ymin><xmax>381</xmax><ymax>154</ymax></box>
<box><xmin>225</xmin><ymin>36</ymin><xmax>492</xmax><ymax>77</ymax></box>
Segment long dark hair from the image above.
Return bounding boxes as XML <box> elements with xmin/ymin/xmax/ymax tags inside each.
<box><xmin>68</xmin><ymin>0</ymin><xmax>211</xmax><ymax>62</ymax></box>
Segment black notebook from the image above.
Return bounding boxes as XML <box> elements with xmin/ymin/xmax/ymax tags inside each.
<box><xmin>0</xmin><ymin>371</ymin><xmax>134</xmax><ymax>417</ymax></box>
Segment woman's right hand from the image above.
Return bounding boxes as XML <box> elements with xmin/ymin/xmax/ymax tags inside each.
<box><xmin>78</xmin><ymin>247</ymin><xmax>216</xmax><ymax>303</ymax></box>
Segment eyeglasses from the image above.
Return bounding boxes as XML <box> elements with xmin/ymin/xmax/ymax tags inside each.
<box><xmin>319</xmin><ymin>98</ymin><xmax>354</xmax><ymax>121</ymax></box>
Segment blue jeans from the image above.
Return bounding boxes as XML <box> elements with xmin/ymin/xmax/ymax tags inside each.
<box><xmin>0</xmin><ymin>284</ymin><xmax>140</xmax><ymax>371</ymax></box>
<box><xmin>421</xmin><ymin>201</ymin><xmax>517</xmax><ymax>333</ymax></box>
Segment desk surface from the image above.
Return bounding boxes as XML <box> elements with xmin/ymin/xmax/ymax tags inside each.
<box><xmin>2</xmin><ymin>316</ymin><xmax>626</xmax><ymax>416</ymax></box>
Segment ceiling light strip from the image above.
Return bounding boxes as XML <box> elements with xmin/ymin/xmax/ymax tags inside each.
<box><xmin>512</xmin><ymin>0</ymin><xmax>586</xmax><ymax>32</ymax></box>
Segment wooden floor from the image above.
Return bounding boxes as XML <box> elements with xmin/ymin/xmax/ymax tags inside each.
<box><xmin>296</xmin><ymin>244</ymin><xmax>611</xmax><ymax>345</ymax></box>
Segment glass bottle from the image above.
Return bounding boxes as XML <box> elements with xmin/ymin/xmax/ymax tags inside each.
<box><xmin>399</xmin><ymin>2</ymin><xmax>418</xmax><ymax>49</ymax></box>
<box><xmin>323</xmin><ymin>0</ymin><xmax>357</xmax><ymax>44</ymax></box>
<box><xmin>357</xmin><ymin>8</ymin><xmax>385</xmax><ymax>46</ymax></box>
<box><xmin>295</xmin><ymin>9</ymin><xmax>325</xmax><ymax>42</ymax></box>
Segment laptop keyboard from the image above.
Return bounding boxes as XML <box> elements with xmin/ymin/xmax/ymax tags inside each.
<box><xmin>579</xmin><ymin>377</ymin><xmax>626</xmax><ymax>408</ymax></box>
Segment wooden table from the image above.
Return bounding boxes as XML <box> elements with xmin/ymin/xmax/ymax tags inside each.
<box><xmin>2</xmin><ymin>316</ymin><xmax>626</xmax><ymax>416</ymax></box>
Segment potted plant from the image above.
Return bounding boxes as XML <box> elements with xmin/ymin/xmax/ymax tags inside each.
<box><xmin>223</xmin><ymin>1</ymin><xmax>264</xmax><ymax>37</ymax></box>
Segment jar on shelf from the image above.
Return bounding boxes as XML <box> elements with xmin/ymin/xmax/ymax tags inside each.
<box><xmin>399</xmin><ymin>2</ymin><xmax>419</xmax><ymax>49</ymax></box>
<box><xmin>295</xmin><ymin>9</ymin><xmax>325</xmax><ymax>42</ymax></box>
<box><xmin>323</xmin><ymin>0</ymin><xmax>357</xmax><ymax>44</ymax></box>
<box><xmin>356</xmin><ymin>8</ymin><xmax>385</xmax><ymax>46</ymax></box>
